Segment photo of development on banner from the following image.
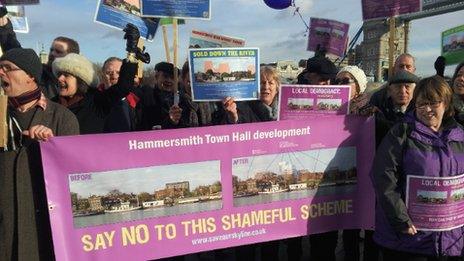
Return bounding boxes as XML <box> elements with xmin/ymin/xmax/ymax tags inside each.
<box><xmin>69</xmin><ymin>160</ymin><xmax>222</xmax><ymax>228</ymax></box>
<box><xmin>189</xmin><ymin>48</ymin><xmax>260</xmax><ymax>102</ymax></box>
<box><xmin>8</xmin><ymin>6</ymin><xmax>28</xmax><ymax>33</ymax></box>
<box><xmin>232</xmin><ymin>147</ymin><xmax>357</xmax><ymax>207</ymax></box>
<box><xmin>94</xmin><ymin>0</ymin><xmax>159</xmax><ymax>40</ymax></box>
<box><xmin>442</xmin><ymin>24</ymin><xmax>464</xmax><ymax>65</ymax></box>
<box><xmin>279</xmin><ymin>85</ymin><xmax>351</xmax><ymax>120</ymax></box>
<box><xmin>141</xmin><ymin>0</ymin><xmax>210</xmax><ymax>19</ymax></box>
<box><xmin>406</xmin><ymin>174</ymin><xmax>464</xmax><ymax>231</ymax></box>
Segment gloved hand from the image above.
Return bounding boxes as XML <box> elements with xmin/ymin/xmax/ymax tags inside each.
<box><xmin>0</xmin><ymin>6</ymin><xmax>8</xmax><ymax>18</ymax></box>
<box><xmin>123</xmin><ymin>23</ymin><xmax>140</xmax><ymax>53</ymax></box>
<box><xmin>135</xmin><ymin>46</ymin><xmax>150</xmax><ymax>64</ymax></box>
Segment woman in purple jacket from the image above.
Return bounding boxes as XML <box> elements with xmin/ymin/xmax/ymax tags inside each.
<box><xmin>372</xmin><ymin>75</ymin><xmax>464</xmax><ymax>261</ymax></box>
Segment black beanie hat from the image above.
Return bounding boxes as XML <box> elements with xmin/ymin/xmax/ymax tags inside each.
<box><xmin>0</xmin><ymin>48</ymin><xmax>42</xmax><ymax>82</ymax></box>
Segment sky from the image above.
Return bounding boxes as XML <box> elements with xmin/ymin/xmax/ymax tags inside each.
<box><xmin>233</xmin><ymin>147</ymin><xmax>356</xmax><ymax>180</ymax></box>
<box><xmin>12</xmin><ymin>0</ymin><xmax>464</xmax><ymax>77</ymax></box>
<box><xmin>70</xmin><ymin>160</ymin><xmax>221</xmax><ymax>197</ymax></box>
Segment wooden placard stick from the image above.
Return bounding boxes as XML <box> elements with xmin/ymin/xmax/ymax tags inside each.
<box><xmin>172</xmin><ymin>18</ymin><xmax>179</xmax><ymax>105</ymax></box>
<box><xmin>0</xmin><ymin>88</ymin><xmax>8</xmax><ymax>148</ymax></box>
<box><xmin>162</xmin><ymin>25</ymin><xmax>171</xmax><ymax>63</ymax></box>
<box><xmin>137</xmin><ymin>38</ymin><xmax>144</xmax><ymax>79</ymax></box>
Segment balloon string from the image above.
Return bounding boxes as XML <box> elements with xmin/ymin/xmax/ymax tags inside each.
<box><xmin>291</xmin><ymin>0</ymin><xmax>310</xmax><ymax>33</ymax></box>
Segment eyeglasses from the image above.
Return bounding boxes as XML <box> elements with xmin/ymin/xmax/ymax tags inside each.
<box><xmin>334</xmin><ymin>78</ymin><xmax>356</xmax><ymax>85</ymax></box>
<box><xmin>0</xmin><ymin>63</ymin><xmax>22</xmax><ymax>73</ymax></box>
<box><xmin>416</xmin><ymin>100</ymin><xmax>442</xmax><ymax>110</ymax></box>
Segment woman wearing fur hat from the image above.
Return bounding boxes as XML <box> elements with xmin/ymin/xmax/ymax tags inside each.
<box><xmin>52</xmin><ymin>53</ymin><xmax>137</xmax><ymax>134</ymax></box>
<box><xmin>335</xmin><ymin>65</ymin><xmax>372</xmax><ymax>115</ymax></box>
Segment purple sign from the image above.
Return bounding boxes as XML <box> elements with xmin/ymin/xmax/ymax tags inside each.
<box><xmin>307</xmin><ymin>18</ymin><xmax>349</xmax><ymax>57</ymax></box>
<box><xmin>406</xmin><ymin>174</ymin><xmax>464</xmax><ymax>231</ymax></box>
<box><xmin>40</xmin><ymin>116</ymin><xmax>375</xmax><ymax>260</ymax></box>
<box><xmin>362</xmin><ymin>0</ymin><xmax>421</xmax><ymax>20</ymax></box>
<box><xmin>278</xmin><ymin>85</ymin><xmax>351</xmax><ymax>120</ymax></box>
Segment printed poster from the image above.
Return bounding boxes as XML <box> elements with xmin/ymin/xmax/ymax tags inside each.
<box><xmin>442</xmin><ymin>24</ymin><xmax>464</xmax><ymax>65</ymax></box>
<box><xmin>189</xmin><ymin>30</ymin><xmax>245</xmax><ymax>49</ymax></box>
<box><xmin>41</xmin><ymin>116</ymin><xmax>375</xmax><ymax>260</ymax></box>
<box><xmin>278</xmin><ymin>85</ymin><xmax>351</xmax><ymax>120</ymax></box>
<box><xmin>307</xmin><ymin>18</ymin><xmax>349</xmax><ymax>57</ymax></box>
<box><xmin>406</xmin><ymin>174</ymin><xmax>464</xmax><ymax>231</ymax></box>
<box><xmin>94</xmin><ymin>0</ymin><xmax>159</xmax><ymax>41</ymax></box>
<box><xmin>361</xmin><ymin>0</ymin><xmax>420</xmax><ymax>20</ymax></box>
<box><xmin>8</xmin><ymin>6</ymin><xmax>28</xmax><ymax>33</ymax></box>
<box><xmin>141</xmin><ymin>0</ymin><xmax>210</xmax><ymax>20</ymax></box>
<box><xmin>188</xmin><ymin>48</ymin><xmax>260</xmax><ymax>102</ymax></box>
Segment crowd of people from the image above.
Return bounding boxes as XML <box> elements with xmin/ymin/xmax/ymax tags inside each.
<box><xmin>1</xmin><ymin>5</ymin><xmax>464</xmax><ymax>261</ymax></box>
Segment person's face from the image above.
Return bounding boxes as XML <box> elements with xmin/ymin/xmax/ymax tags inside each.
<box><xmin>415</xmin><ymin>98</ymin><xmax>445</xmax><ymax>132</ymax></box>
<box><xmin>394</xmin><ymin>56</ymin><xmax>415</xmax><ymax>73</ymax></box>
<box><xmin>57</xmin><ymin>72</ymin><xmax>78</xmax><ymax>97</ymax></box>
<box><xmin>388</xmin><ymin>83</ymin><xmax>415</xmax><ymax>107</ymax></box>
<box><xmin>0</xmin><ymin>61</ymin><xmax>35</xmax><ymax>97</ymax></box>
<box><xmin>260</xmin><ymin>75</ymin><xmax>278</xmax><ymax>106</ymax></box>
<box><xmin>335</xmin><ymin>72</ymin><xmax>358</xmax><ymax>99</ymax></box>
<box><xmin>103</xmin><ymin>60</ymin><xmax>122</xmax><ymax>88</ymax></box>
<box><xmin>156</xmin><ymin>71</ymin><xmax>174</xmax><ymax>92</ymax></box>
<box><xmin>305</xmin><ymin>72</ymin><xmax>330</xmax><ymax>85</ymax></box>
<box><xmin>48</xmin><ymin>40</ymin><xmax>69</xmax><ymax>64</ymax></box>
<box><xmin>453</xmin><ymin>66</ymin><xmax>464</xmax><ymax>96</ymax></box>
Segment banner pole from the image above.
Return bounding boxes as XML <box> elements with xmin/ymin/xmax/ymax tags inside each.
<box><xmin>162</xmin><ymin>25</ymin><xmax>171</xmax><ymax>63</ymax></box>
<box><xmin>173</xmin><ymin>18</ymin><xmax>179</xmax><ymax>103</ymax></box>
<box><xmin>388</xmin><ymin>16</ymin><xmax>396</xmax><ymax>79</ymax></box>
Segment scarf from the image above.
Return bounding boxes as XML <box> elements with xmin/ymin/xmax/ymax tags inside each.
<box><xmin>8</xmin><ymin>88</ymin><xmax>41</xmax><ymax>109</ymax></box>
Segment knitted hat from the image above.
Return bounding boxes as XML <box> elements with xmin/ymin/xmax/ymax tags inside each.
<box><xmin>337</xmin><ymin>66</ymin><xmax>368</xmax><ymax>93</ymax></box>
<box><xmin>0</xmin><ymin>48</ymin><xmax>42</xmax><ymax>82</ymax></box>
<box><xmin>389</xmin><ymin>70</ymin><xmax>420</xmax><ymax>86</ymax></box>
<box><xmin>52</xmin><ymin>53</ymin><xmax>99</xmax><ymax>86</ymax></box>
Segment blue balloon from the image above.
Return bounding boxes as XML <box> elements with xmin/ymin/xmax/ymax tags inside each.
<box><xmin>264</xmin><ymin>0</ymin><xmax>292</xmax><ymax>10</ymax></box>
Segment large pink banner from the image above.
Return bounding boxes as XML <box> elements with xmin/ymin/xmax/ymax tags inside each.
<box><xmin>40</xmin><ymin>116</ymin><xmax>375</xmax><ymax>260</ymax></box>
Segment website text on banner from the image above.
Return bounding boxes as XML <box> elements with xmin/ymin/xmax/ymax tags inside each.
<box><xmin>40</xmin><ymin>115</ymin><xmax>375</xmax><ymax>260</ymax></box>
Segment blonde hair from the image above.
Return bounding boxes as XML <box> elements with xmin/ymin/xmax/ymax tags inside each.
<box><xmin>260</xmin><ymin>66</ymin><xmax>281</xmax><ymax>89</ymax></box>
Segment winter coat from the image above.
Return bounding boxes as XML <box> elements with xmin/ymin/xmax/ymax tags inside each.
<box><xmin>452</xmin><ymin>94</ymin><xmax>464</xmax><ymax>126</ymax></box>
<box><xmin>0</xmin><ymin>100</ymin><xmax>79</xmax><ymax>261</ymax></box>
<box><xmin>372</xmin><ymin>113</ymin><xmax>464</xmax><ymax>256</ymax></box>
<box><xmin>54</xmin><ymin>61</ymin><xmax>137</xmax><ymax>135</ymax></box>
<box><xmin>135</xmin><ymin>86</ymin><xmax>193</xmax><ymax>130</ymax></box>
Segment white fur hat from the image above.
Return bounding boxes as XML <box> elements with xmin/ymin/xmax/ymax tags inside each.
<box><xmin>337</xmin><ymin>65</ymin><xmax>367</xmax><ymax>93</ymax></box>
<box><xmin>52</xmin><ymin>53</ymin><xmax>99</xmax><ymax>87</ymax></box>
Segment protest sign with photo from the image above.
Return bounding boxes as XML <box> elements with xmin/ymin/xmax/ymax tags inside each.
<box><xmin>307</xmin><ymin>18</ymin><xmax>349</xmax><ymax>57</ymax></box>
<box><xmin>94</xmin><ymin>0</ymin><xmax>159</xmax><ymax>41</ymax></box>
<box><xmin>406</xmin><ymin>173</ymin><xmax>464</xmax><ymax>231</ymax></box>
<box><xmin>442</xmin><ymin>24</ymin><xmax>464</xmax><ymax>65</ymax></box>
<box><xmin>189</xmin><ymin>30</ymin><xmax>245</xmax><ymax>49</ymax></box>
<box><xmin>141</xmin><ymin>0</ymin><xmax>210</xmax><ymax>20</ymax></box>
<box><xmin>8</xmin><ymin>5</ymin><xmax>28</xmax><ymax>33</ymax></box>
<box><xmin>361</xmin><ymin>0</ymin><xmax>420</xmax><ymax>20</ymax></box>
<box><xmin>188</xmin><ymin>48</ymin><xmax>260</xmax><ymax>102</ymax></box>
<box><xmin>278</xmin><ymin>85</ymin><xmax>351</xmax><ymax>120</ymax></box>
<box><xmin>41</xmin><ymin>116</ymin><xmax>375</xmax><ymax>260</ymax></box>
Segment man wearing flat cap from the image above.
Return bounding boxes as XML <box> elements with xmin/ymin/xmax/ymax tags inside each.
<box><xmin>0</xmin><ymin>48</ymin><xmax>79</xmax><ymax>260</ymax></box>
<box><xmin>374</xmin><ymin>70</ymin><xmax>420</xmax><ymax>146</ymax></box>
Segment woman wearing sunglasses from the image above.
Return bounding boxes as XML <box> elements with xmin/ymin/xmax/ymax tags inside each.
<box><xmin>335</xmin><ymin>66</ymin><xmax>372</xmax><ymax>115</ymax></box>
<box><xmin>372</xmin><ymin>76</ymin><xmax>464</xmax><ymax>261</ymax></box>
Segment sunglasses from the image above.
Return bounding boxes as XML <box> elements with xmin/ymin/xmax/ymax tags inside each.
<box><xmin>334</xmin><ymin>78</ymin><xmax>356</xmax><ymax>85</ymax></box>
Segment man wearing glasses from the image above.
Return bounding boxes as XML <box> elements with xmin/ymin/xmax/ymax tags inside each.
<box><xmin>0</xmin><ymin>48</ymin><xmax>79</xmax><ymax>261</ymax></box>
<box><xmin>0</xmin><ymin>7</ymin><xmax>80</xmax><ymax>99</ymax></box>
